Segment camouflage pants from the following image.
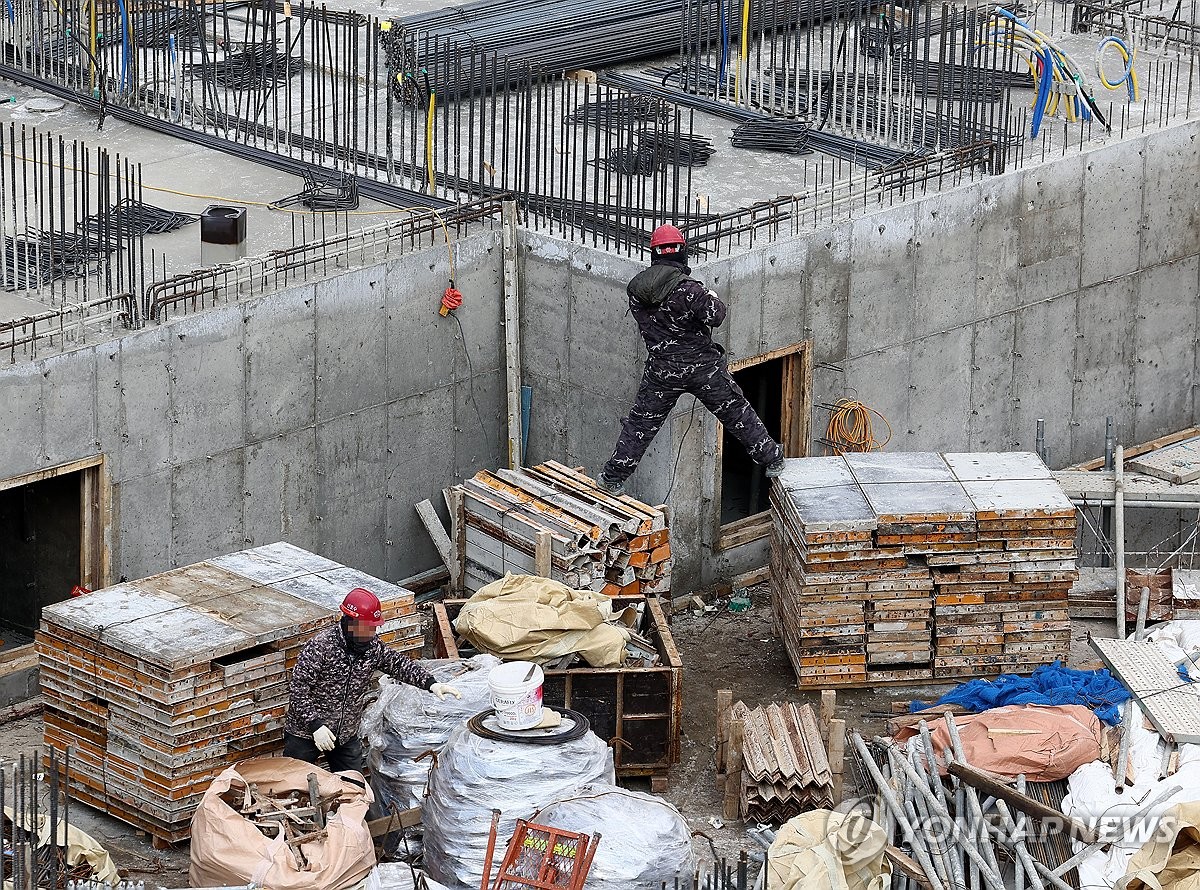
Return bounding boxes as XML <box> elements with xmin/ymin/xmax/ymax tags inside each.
<box><xmin>602</xmin><ymin>359</ymin><xmax>783</xmax><ymax>485</ymax></box>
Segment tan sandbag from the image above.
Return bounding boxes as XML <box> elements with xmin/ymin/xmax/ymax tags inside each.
<box><xmin>767</xmin><ymin>810</ymin><xmax>891</xmax><ymax>890</ymax></box>
<box><xmin>3</xmin><ymin>806</ymin><xmax>120</xmax><ymax>890</ymax></box>
<box><xmin>1118</xmin><ymin>801</ymin><xmax>1200</xmax><ymax>890</ymax></box>
<box><xmin>189</xmin><ymin>757</ymin><xmax>375</xmax><ymax>890</ymax></box>
<box><xmin>453</xmin><ymin>574</ymin><xmax>629</xmax><ymax>667</ymax></box>
<box><xmin>895</xmin><ymin>704</ymin><xmax>1102</xmax><ymax>781</ymax></box>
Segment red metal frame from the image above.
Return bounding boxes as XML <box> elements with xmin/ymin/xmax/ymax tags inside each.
<box><xmin>480</xmin><ymin>815</ymin><xmax>600</xmax><ymax>890</ymax></box>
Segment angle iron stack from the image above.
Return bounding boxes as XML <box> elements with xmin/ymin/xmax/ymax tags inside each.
<box><xmin>732</xmin><ymin>700</ymin><xmax>834</xmax><ymax>821</ymax></box>
<box><xmin>455</xmin><ymin>460</ymin><xmax>671</xmax><ymax>597</ymax></box>
<box><xmin>36</xmin><ymin>542</ymin><xmax>420</xmax><ymax>844</ymax></box>
<box><xmin>770</xmin><ymin>452</ymin><xmax>1076</xmax><ymax>688</ymax></box>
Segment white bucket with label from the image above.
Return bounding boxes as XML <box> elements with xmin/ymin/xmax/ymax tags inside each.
<box><xmin>488</xmin><ymin>661</ymin><xmax>545</xmax><ymax>730</ymax></box>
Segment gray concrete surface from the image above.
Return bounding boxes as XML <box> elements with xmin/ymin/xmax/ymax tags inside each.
<box><xmin>0</xmin><ymin>228</ymin><xmax>506</xmax><ymax>584</ymax></box>
<box><xmin>0</xmin><ymin>90</ymin><xmax>405</xmax><ymax>321</ymax></box>
<box><xmin>519</xmin><ymin>114</ymin><xmax>1200</xmax><ymax>589</ymax></box>
<box><xmin>1</xmin><ymin>105</ymin><xmax>1198</xmax><ymax>596</ymax></box>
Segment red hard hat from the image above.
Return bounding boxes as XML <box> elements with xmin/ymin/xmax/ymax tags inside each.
<box><xmin>341</xmin><ymin>587</ymin><xmax>385</xmax><ymax>626</ymax></box>
<box><xmin>649</xmin><ymin>224</ymin><xmax>685</xmax><ymax>250</ymax></box>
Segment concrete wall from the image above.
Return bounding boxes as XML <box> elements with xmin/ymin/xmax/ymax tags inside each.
<box><xmin>3</xmin><ymin>118</ymin><xmax>1198</xmax><ymax>599</ymax></box>
<box><xmin>519</xmin><ymin>117</ymin><xmax>1200</xmax><ymax>590</ymax></box>
<box><xmin>0</xmin><ymin>231</ymin><xmax>506</xmax><ymax>584</ymax></box>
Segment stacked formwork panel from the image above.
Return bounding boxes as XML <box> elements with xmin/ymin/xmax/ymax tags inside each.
<box><xmin>770</xmin><ymin>453</ymin><xmax>1076</xmax><ymax>688</ymax></box>
<box><xmin>455</xmin><ymin>461</ymin><xmax>671</xmax><ymax>597</ymax></box>
<box><xmin>36</xmin><ymin>542</ymin><xmax>420</xmax><ymax>843</ymax></box>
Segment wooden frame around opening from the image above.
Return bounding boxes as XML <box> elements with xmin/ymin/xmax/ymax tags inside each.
<box><xmin>0</xmin><ymin>455</ymin><xmax>112</xmax><ymax>597</ymax></box>
<box><xmin>715</xmin><ymin>341</ymin><xmax>813</xmax><ymax>553</ymax></box>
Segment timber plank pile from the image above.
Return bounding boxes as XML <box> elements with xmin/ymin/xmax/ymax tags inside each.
<box><xmin>770</xmin><ymin>452</ymin><xmax>1076</xmax><ymax>688</ymax></box>
<box><xmin>732</xmin><ymin>700</ymin><xmax>834</xmax><ymax>821</ymax></box>
<box><xmin>35</xmin><ymin>542</ymin><xmax>420</xmax><ymax>844</ymax></box>
<box><xmin>454</xmin><ymin>460</ymin><xmax>671</xmax><ymax>597</ymax></box>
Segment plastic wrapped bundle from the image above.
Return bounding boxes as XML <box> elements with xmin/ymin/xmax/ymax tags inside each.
<box><xmin>361</xmin><ymin>654</ymin><xmax>502</xmax><ymax>812</ymax></box>
<box><xmin>422</xmin><ymin>724</ymin><xmax>616</xmax><ymax>890</ymax></box>
<box><xmin>530</xmin><ymin>784</ymin><xmax>696</xmax><ymax>888</ymax></box>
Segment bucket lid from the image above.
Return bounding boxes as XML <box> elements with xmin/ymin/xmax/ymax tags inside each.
<box><xmin>489</xmin><ymin>661</ymin><xmax>544</xmax><ymax>686</ymax></box>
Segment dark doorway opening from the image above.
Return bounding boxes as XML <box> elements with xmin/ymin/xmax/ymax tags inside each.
<box><xmin>0</xmin><ymin>473</ymin><xmax>83</xmax><ymax>638</ymax></box>
<box><xmin>720</xmin><ymin>358</ymin><xmax>785</xmax><ymax>524</ymax></box>
<box><xmin>716</xmin><ymin>342</ymin><xmax>812</xmax><ymax>548</ymax></box>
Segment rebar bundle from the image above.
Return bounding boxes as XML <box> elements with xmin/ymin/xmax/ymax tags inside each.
<box><xmin>95</xmin><ymin>5</ymin><xmax>206</xmax><ymax>49</ymax></box>
<box><xmin>273</xmin><ymin>170</ymin><xmax>361</xmax><ymax>211</ymax></box>
<box><xmin>187</xmin><ymin>43</ymin><xmax>303</xmax><ymax>89</ymax></box>
<box><xmin>80</xmin><ymin>200</ymin><xmax>198</xmax><ymax>238</ymax></box>
<box><xmin>2</xmin><ymin>750</ymin><xmax>78</xmax><ymax>890</ymax></box>
<box><xmin>732</xmin><ymin>118</ymin><xmax>814</xmax><ymax>152</ymax></box>
<box><xmin>384</xmin><ymin>0</ymin><xmax>824</xmax><ymax>100</ymax></box>
<box><xmin>641</xmin><ymin>130</ymin><xmax>716</xmax><ymax>166</ymax></box>
<box><xmin>567</xmin><ymin>96</ymin><xmax>669</xmax><ymax>127</ymax></box>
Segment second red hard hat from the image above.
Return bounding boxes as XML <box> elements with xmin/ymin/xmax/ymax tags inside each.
<box><xmin>341</xmin><ymin>587</ymin><xmax>386</xmax><ymax>626</ymax></box>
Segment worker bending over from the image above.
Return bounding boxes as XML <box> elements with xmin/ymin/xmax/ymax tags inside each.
<box><xmin>284</xmin><ymin>587</ymin><xmax>461</xmax><ymax>773</ymax></box>
<box><xmin>599</xmin><ymin>225</ymin><xmax>785</xmax><ymax>495</ymax></box>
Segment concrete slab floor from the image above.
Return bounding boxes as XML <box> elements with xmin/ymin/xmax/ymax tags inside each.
<box><xmin>0</xmin><ymin>86</ymin><xmax>404</xmax><ymax>323</ymax></box>
<box><xmin>0</xmin><ymin>586</ymin><xmax>1119</xmax><ymax>878</ymax></box>
<box><xmin>1</xmin><ymin>0</ymin><xmax>1196</xmax><ymax>322</ymax></box>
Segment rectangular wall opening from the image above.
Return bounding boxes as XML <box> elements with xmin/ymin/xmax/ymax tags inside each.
<box><xmin>720</xmin><ymin>359</ymin><xmax>784</xmax><ymax>524</ymax></box>
<box><xmin>0</xmin><ymin>458</ymin><xmax>108</xmax><ymax>656</ymax></box>
<box><xmin>716</xmin><ymin>342</ymin><xmax>812</xmax><ymax>549</ymax></box>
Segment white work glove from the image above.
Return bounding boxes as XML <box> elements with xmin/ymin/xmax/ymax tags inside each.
<box><xmin>312</xmin><ymin>725</ymin><xmax>337</xmax><ymax>752</ymax></box>
<box><xmin>430</xmin><ymin>683</ymin><xmax>462</xmax><ymax>701</ymax></box>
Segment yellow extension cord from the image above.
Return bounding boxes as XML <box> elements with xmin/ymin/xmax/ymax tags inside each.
<box><xmin>825</xmin><ymin>398</ymin><xmax>893</xmax><ymax>455</ymax></box>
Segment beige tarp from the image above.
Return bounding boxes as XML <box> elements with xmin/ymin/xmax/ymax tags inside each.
<box><xmin>453</xmin><ymin>574</ymin><xmax>629</xmax><ymax>667</ymax></box>
<box><xmin>189</xmin><ymin>757</ymin><xmax>375</xmax><ymax>890</ymax></box>
<box><xmin>1118</xmin><ymin>802</ymin><xmax>1200</xmax><ymax>890</ymax></box>
<box><xmin>2</xmin><ymin>806</ymin><xmax>120</xmax><ymax>890</ymax></box>
<box><xmin>895</xmin><ymin>704</ymin><xmax>1103</xmax><ymax>781</ymax></box>
<box><xmin>767</xmin><ymin>810</ymin><xmax>891</xmax><ymax>890</ymax></box>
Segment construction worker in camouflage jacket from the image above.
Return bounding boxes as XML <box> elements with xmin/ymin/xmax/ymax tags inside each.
<box><xmin>598</xmin><ymin>225</ymin><xmax>785</xmax><ymax>495</ymax></box>
<box><xmin>283</xmin><ymin>587</ymin><xmax>461</xmax><ymax>773</ymax></box>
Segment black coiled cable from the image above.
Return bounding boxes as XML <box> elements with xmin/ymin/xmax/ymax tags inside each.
<box><xmin>467</xmin><ymin>708</ymin><xmax>592</xmax><ymax>744</ymax></box>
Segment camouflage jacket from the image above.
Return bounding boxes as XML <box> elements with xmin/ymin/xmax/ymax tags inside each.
<box><xmin>627</xmin><ymin>259</ymin><xmax>727</xmax><ymax>368</ymax></box>
<box><xmin>284</xmin><ymin>623</ymin><xmax>435</xmax><ymax>743</ymax></box>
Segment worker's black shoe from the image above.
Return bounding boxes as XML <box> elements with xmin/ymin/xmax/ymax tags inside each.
<box><xmin>765</xmin><ymin>458</ymin><xmax>786</xmax><ymax>478</ymax></box>
<box><xmin>598</xmin><ymin>473</ymin><xmax>625</xmax><ymax>495</ymax></box>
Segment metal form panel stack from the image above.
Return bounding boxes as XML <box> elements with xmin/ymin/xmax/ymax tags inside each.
<box><xmin>770</xmin><ymin>452</ymin><xmax>1076</xmax><ymax>688</ymax></box>
<box><xmin>36</xmin><ymin>542</ymin><xmax>420</xmax><ymax>844</ymax></box>
<box><xmin>732</xmin><ymin>700</ymin><xmax>833</xmax><ymax>821</ymax></box>
<box><xmin>455</xmin><ymin>461</ymin><xmax>671</xmax><ymax>597</ymax></box>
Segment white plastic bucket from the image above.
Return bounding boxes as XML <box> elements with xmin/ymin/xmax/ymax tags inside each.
<box><xmin>488</xmin><ymin>661</ymin><xmax>545</xmax><ymax>730</ymax></box>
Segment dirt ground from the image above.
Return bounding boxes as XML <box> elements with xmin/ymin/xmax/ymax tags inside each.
<box><xmin>656</xmin><ymin>585</ymin><xmax>1116</xmax><ymax>862</ymax></box>
<box><xmin>0</xmin><ymin>586</ymin><xmax>1117</xmax><ymax>883</ymax></box>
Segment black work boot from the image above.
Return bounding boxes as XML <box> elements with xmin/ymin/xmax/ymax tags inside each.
<box><xmin>598</xmin><ymin>472</ymin><xmax>625</xmax><ymax>495</ymax></box>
